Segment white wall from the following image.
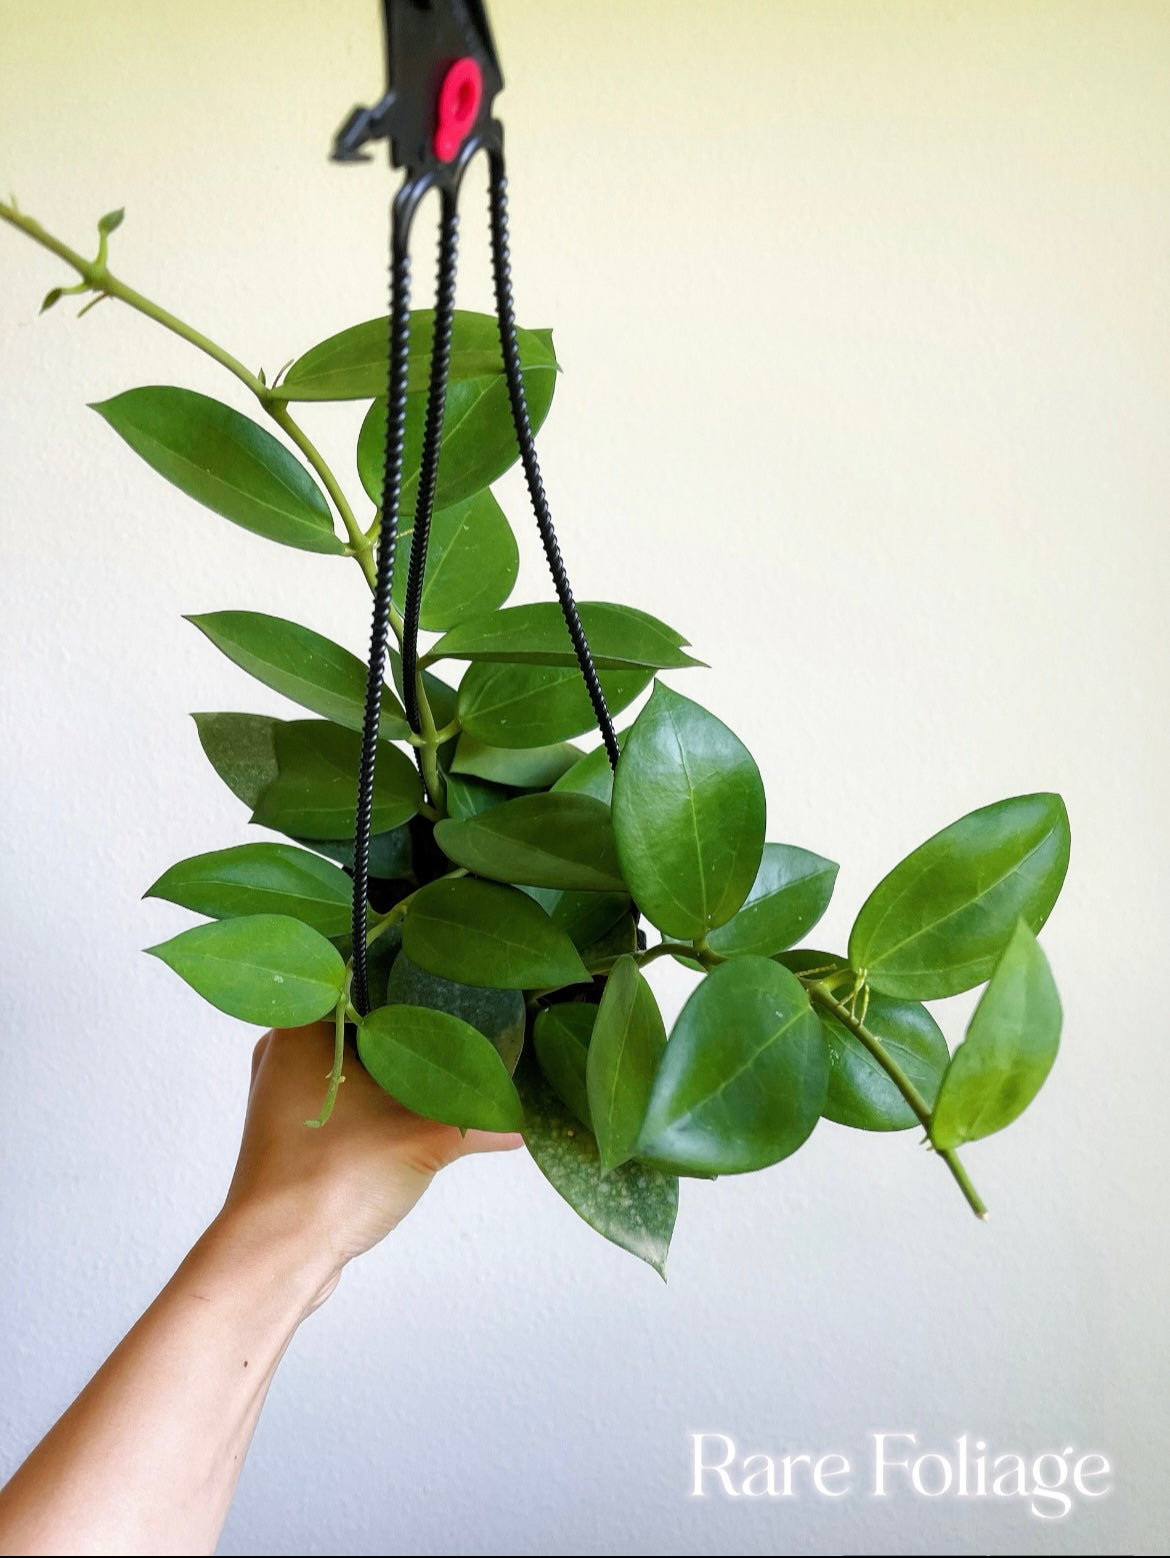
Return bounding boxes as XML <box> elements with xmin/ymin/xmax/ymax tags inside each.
<box><xmin>1</xmin><ymin>2</ymin><xmax>1166</xmax><ymax>1553</ymax></box>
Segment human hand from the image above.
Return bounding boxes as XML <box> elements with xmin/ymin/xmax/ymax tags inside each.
<box><xmin>220</xmin><ymin>1023</ymin><xmax>523</xmax><ymax>1308</ymax></box>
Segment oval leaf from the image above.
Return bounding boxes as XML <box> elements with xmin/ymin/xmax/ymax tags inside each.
<box><xmin>391</xmin><ymin>492</ymin><xmax>519</xmax><ymax>630</ymax></box>
<box><xmin>403</xmin><ymin>878</ymin><xmax>589</xmax><ymax>991</ymax></box>
<box><xmin>849</xmin><ymin>793</ymin><xmax>1071</xmax><ymax>999</ymax></box>
<box><xmin>428</xmin><ymin>601</ymin><xmax>700</xmax><ymax>671</ymax></box>
<box><xmin>458</xmin><ymin>662</ymin><xmax>653</xmax><ymax>748</ymax></box>
<box><xmin>356</xmin><ymin>333</ymin><xmax>557</xmax><ymax>513</ymax></box>
<box><xmin>435</xmin><ymin>794</ymin><xmax>625</xmax><ymax>892</ymax></box>
<box><xmin>187</xmin><ymin>611</ymin><xmax>408</xmax><ymax>739</ymax></box>
<box><xmin>587</xmin><ymin>956</ymin><xmax>668</xmax><ymax>1177</ymax></box>
<box><xmin>385</xmin><ymin>951</ymin><xmax>525</xmax><ymax>1075</ymax></box>
<box><xmin>278</xmin><ymin>309</ymin><xmax>556</xmax><ymax>402</ymax></box>
<box><xmin>612</xmin><ymin>684</ymin><xmax>766</xmax><ymax>939</ymax></box>
<box><xmin>145</xmin><ymin>842</ymin><xmax>353</xmax><ymax>936</ymax></box>
<box><xmin>931</xmin><ymin>922</ymin><xmax>1062</xmax><ymax>1149</ymax></box>
<box><xmin>451</xmin><ymin>734</ymin><xmax>581</xmax><ymax>789</ymax></box>
<box><xmin>90</xmin><ymin>387</ymin><xmax>343</xmax><ymax>553</ymax></box>
<box><xmin>358</xmin><ymin>1005</ymin><xmax>523</xmax><ymax>1132</ymax></box>
<box><xmin>706</xmin><ymin>843</ymin><xmax>838</xmax><ymax>958</ymax></box>
<box><xmin>635</xmin><ymin>957</ymin><xmax>827</xmax><ymax>1176</ymax></box>
<box><xmin>533</xmin><ymin>1002</ymin><xmax>597</xmax><ymax>1128</ymax></box>
<box><xmin>516</xmin><ymin>1057</ymin><xmax>677</xmax><ymax>1278</ymax></box>
<box><xmin>250</xmin><ymin>720</ymin><xmax>421</xmax><ymax>839</ymax></box>
<box><xmin>146</xmin><ymin>913</ymin><xmax>344</xmax><ymax>1026</ymax></box>
<box><xmin>193</xmin><ymin>712</ymin><xmax>279</xmax><ymax>807</ymax></box>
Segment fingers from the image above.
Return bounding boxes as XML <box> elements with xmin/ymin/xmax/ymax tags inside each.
<box><xmin>455</xmin><ymin>1129</ymin><xmax>526</xmax><ymax>1157</ymax></box>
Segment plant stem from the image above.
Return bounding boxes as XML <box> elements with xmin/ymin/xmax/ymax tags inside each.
<box><xmin>806</xmin><ymin>981</ymin><xmax>987</xmax><ymax>1220</ymax></box>
<box><xmin>636</xmin><ymin>941</ymin><xmax>704</xmax><ymax>969</ymax></box>
<box><xmin>266</xmin><ymin>403</ymin><xmax>376</xmax><ymax>589</ymax></box>
<box><xmin>305</xmin><ymin>981</ymin><xmax>351</xmax><ymax>1129</ymax></box>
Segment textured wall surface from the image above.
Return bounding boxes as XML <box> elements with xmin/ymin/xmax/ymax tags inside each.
<box><xmin>1</xmin><ymin>3</ymin><xmax>1167</xmax><ymax>1554</ymax></box>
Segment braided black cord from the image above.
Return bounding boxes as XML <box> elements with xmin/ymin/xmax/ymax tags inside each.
<box><xmin>351</xmin><ymin>236</ymin><xmax>412</xmax><ymax>1017</ymax></box>
<box><xmin>487</xmin><ymin>152</ymin><xmax>621</xmax><ymax>772</ymax></box>
<box><xmin>402</xmin><ymin>189</ymin><xmax>460</xmax><ymax>738</ymax></box>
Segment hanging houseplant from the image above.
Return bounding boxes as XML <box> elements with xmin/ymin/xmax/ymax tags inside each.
<box><xmin>0</xmin><ymin>4</ymin><xmax>1069</xmax><ymax>1280</ymax></box>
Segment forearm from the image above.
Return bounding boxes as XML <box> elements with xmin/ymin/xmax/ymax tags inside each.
<box><xmin>0</xmin><ymin>1201</ymin><xmax>340</xmax><ymax>1557</ymax></box>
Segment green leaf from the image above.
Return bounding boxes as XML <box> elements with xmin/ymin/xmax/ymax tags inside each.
<box><xmin>587</xmin><ymin>956</ymin><xmax>668</xmax><ymax>1176</ymax></box>
<box><xmin>277</xmin><ymin>309</ymin><xmax>557</xmax><ymax>402</ymax></box>
<box><xmin>821</xmin><ymin>994</ymin><xmax>950</xmax><ymax>1132</ymax></box>
<box><xmin>389</xmin><ymin>492</ymin><xmax>519</xmax><ymax>631</ymax></box>
<box><xmin>403</xmin><ymin>878</ymin><xmax>589</xmax><ymax>991</ymax></box>
<box><xmin>303</xmin><ymin>826</ymin><xmax>413</xmax><ymax>881</ymax></box>
<box><xmin>435</xmin><ymin>794</ymin><xmax>625</xmax><ymax>892</ymax></box>
<box><xmin>849</xmin><ymin>793</ymin><xmax>1071</xmax><ymax>999</ymax></box>
<box><xmin>356</xmin><ymin>328</ymin><xmax>558</xmax><ymax>513</ymax></box>
<box><xmin>358</xmin><ymin>1005</ymin><xmax>523</xmax><ymax>1132</ymax></box>
<box><xmin>146</xmin><ymin>913</ymin><xmax>345</xmax><ymax>1026</ymax></box>
<box><xmin>97</xmin><ymin>207</ymin><xmax>125</xmax><ymax>236</ymax></box>
<box><xmin>551</xmin><ymin>740</ymin><xmax>619</xmax><ymax>804</ymax></box>
<box><xmin>193</xmin><ymin>712</ymin><xmax>278</xmax><ymax>807</ymax></box>
<box><xmin>444</xmin><ymin>773</ymin><xmax>517</xmax><ymax>821</ymax></box>
<box><xmin>90</xmin><ymin>387</ymin><xmax>343</xmax><ymax>553</ymax></box>
<box><xmin>385</xmin><ymin>951</ymin><xmax>525</xmax><ymax>1075</ymax></box>
<box><xmin>612</xmin><ymin>684</ymin><xmax>766</xmax><ymax>940</ymax></box>
<box><xmin>145</xmin><ymin>843</ymin><xmax>354</xmax><ymax>937</ymax></box>
<box><xmin>458</xmin><ymin>662</ymin><xmax>652</xmax><ymax>747</ymax></box>
<box><xmin>532</xmin><ymin>1002</ymin><xmax>596</xmax><ymax>1127</ymax></box>
<box><xmin>521</xmin><ymin>888</ymin><xmax>631</xmax><ymax>952</ymax></box>
<box><xmin>931</xmin><ymin>922</ymin><xmax>1061</xmax><ymax>1149</ymax></box>
<box><xmin>706</xmin><ymin>844</ymin><xmax>838</xmax><ymax>958</ymax></box>
<box><xmin>251</xmin><ymin>720</ymin><xmax>421</xmax><ymax>839</ymax></box>
<box><xmin>635</xmin><ymin>957</ymin><xmax>827</xmax><ymax>1176</ymax></box>
<box><xmin>428</xmin><ymin>602</ymin><xmax>701</xmax><ymax>672</ymax></box>
<box><xmin>186</xmin><ymin>611</ymin><xmax>408</xmax><ymax>739</ymax></box>
<box><xmin>515</xmin><ymin>1056</ymin><xmax>677</xmax><ymax>1278</ymax></box>
<box><xmin>450</xmin><ymin>734</ymin><xmax>581</xmax><ymax>789</ymax></box>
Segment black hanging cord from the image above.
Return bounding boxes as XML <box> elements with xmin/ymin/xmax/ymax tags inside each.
<box><xmin>486</xmin><ymin>147</ymin><xmax>622</xmax><ymax>773</ymax></box>
<box><xmin>352</xmin><ymin>207</ymin><xmax>414</xmax><ymax>1018</ymax></box>
<box><xmin>402</xmin><ymin>188</ymin><xmax>460</xmax><ymax>741</ymax></box>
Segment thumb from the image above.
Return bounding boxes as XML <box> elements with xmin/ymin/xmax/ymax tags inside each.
<box><xmin>455</xmin><ymin>1129</ymin><xmax>525</xmax><ymax>1158</ymax></box>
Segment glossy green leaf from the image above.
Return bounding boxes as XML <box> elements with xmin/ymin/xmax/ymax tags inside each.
<box><xmin>444</xmin><ymin>773</ymin><xmax>517</xmax><ymax>821</ymax></box>
<box><xmin>516</xmin><ymin>1057</ymin><xmax>677</xmax><ymax>1278</ymax></box>
<box><xmin>358</xmin><ymin>1004</ymin><xmax>523</xmax><ymax>1132</ymax></box>
<box><xmin>612</xmin><ymin>684</ymin><xmax>766</xmax><ymax>939</ymax></box>
<box><xmin>186</xmin><ymin>611</ymin><xmax>408</xmax><ymax>739</ymax></box>
<box><xmin>450</xmin><ymin>734</ymin><xmax>581</xmax><ymax>789</ymax></box>
<box><xmin>428</xmin><ymin>602</ymin><xmax>701</xmax><ymax>672</ymax></box>
<box><xmin>251</xmin><ymin>720</ymin><xmax>421</xmax><ymax>839</ymax></box>
<box><xmin>277</xmin><ymin>309</ymin><xmax>556</xmax><ymax>402</ymax></box>
<box><xmin>820</xmin><ymin>992</ymin><xmax>950</xmax><ymax>1132</ymax></box>
<box><xmin>193</xmin><ymin>712</ymin><xmax>279</xmax><ymax>807</ymax></box>
<box><xmin>587</xmin><ymin>956</ymin><xmax>668</xmax><ymax>1176</ymax></box>
<box><xmin>532</xmin><ymin>1001</ymin><xmax>597</xmax><ymax>1128</ymax></box>
<box><xmin>90</xmin><ymin>387</ymin><xmax>343</xmax><ymax>553</ymax></box>
<box><xmin>521</xmin><ymin>888</ymin><xmax>631</xmax><ymax>952</ymax></box>
<box><xmin>146</xmin><ymin>913</ymin><xmax>345</xmax><ymax>1026</ymax></box>
<box><xmin>389</xmin><ymin>492</ymin><xmax>519</xmax><ymax>630</ymax></box>
<box><xmin>931</xmin><ymin>922</ymin><xmax>1061</xmax><ymax>1149</ymax></box>
<box><xmin>435</xmin><ymin>794</ymin><xmax>625</xmax><ymax>892</ymax></box>
<box><xmin>403</xmin><ymin>878</ymin><xmax>589</xmax><ymax>991</ymax></box>
<box><xmin>145</xmin><ymin>842</ymin><xmax>353</xmax><ymax>937</ymax></box>
<box><xmin>635</xmin><ymin>957</ymin><xmax>827</xmax><ymax>1175</ymax></box>
<box><xmin>458</xmin><ymin>662</ymin><xmax>652</xmax><ymax>747</ymax></box>
<box><xmin>356</xmin><ymin>329</ymin><xmax>557</xmax><ymax>513</ymax></box>
<box><xmin>552</xmin><ymin>740</ymin><xmax>619</xmax><ymax>804</ymax></box>
<box><xmin>849</xmin><ymin>793</ymin><xmax>1071</xmax><ymax>999</ymax></box>
<box><xmin>385</xmin><ymin>951</ymin><xmax>525</xmax><ymax>1074</ymax></box>
<box><xmin>706</xmin><ymin>843</ymin><xmax>838</xmax><ymax>958</ymax></box>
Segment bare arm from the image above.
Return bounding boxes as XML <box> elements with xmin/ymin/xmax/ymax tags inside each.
<box><xmin>0</xmin><ymin>1024</ymin><xmax>521</xmax><ymax>1557</ymax></box>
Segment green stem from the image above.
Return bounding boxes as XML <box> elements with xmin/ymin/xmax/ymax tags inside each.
<box><xmin>305</xmin><ymin>978</ymin><xmax>352</xmax><ymax>1129</ymax></box>
<box><xmin>636</xmin><ymin>941</ymin><xmax>703</xmax><ymax>969</ymax></box>
<box><xmin>806</xmin><ymin>981</ymin><xmax>988</xmax><ymax>1220</ymax></box>
<box><xmin>266</xmin><ymin>402</ymin><xmax>376</xmax><ymax>589</ymax></box>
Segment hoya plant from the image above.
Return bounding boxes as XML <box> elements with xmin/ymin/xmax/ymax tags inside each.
<box><xmin>0</xmin><ymin>200</ymin><xmax>1070</xmax><ymax>1276</ymax></box>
